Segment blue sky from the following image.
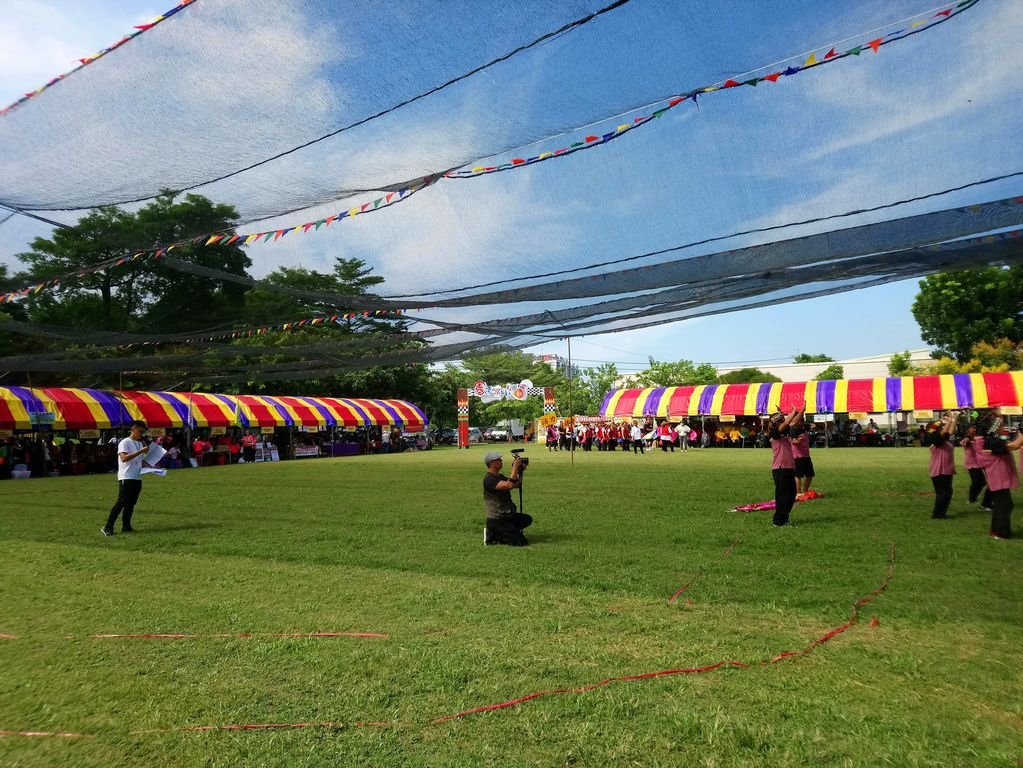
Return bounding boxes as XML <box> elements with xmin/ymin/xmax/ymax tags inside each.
<box><xmin>2</xmin><ymin>1</ymin><xmax>1020</xmax><ymax>372</ymax></box>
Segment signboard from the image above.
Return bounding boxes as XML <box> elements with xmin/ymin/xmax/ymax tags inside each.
<box><xmin>0</xmin><ymin>429</ymin><xmax>12</xmax><ymax>438</ymax></box>
<box><xmin>912</xmin><ymin>410</ymin><xmax>934</xmax><ymax>420</ymax></box>
<box><xmin>998</xmin><ymin>406</ymin><xmax>1022</xmax><ymax>415</ymax></box>
<box><xmin>148</xmin><ymin>428</ymin><xmax>166</xmax><ymax>437</ymax></box>
<box><xmin>345</xmin><ymin>426</ymin><xmax>357</xmax><ymax>432</ymax></box>
<box><xmin>261</xmin><ymin>426</ymin><xmax>275</xmax><ymax>434</ymax></box>
<box><xmin>210</xmin><ymin>427</ymin><xmax>226</xmax><ymax>436</ymax></box>
<box><xmin>718</xmin><ymin>414</ymin><xmax>735</xmax><ymax>423</ymax></box>
<box><xmin>848</xmin><ymin>412</ymin><xmax>869</xmax><ymax>420</ymax></box>
<box><xmin>538</xmin><ymin>413</ymin><xmax>557</xmax><ymax>428</ymax></box>
<box><xmin>813</xmin><ymin>414</ymin><xmax>831</xmax><ymax>423</ymax></box>
<box><xmin>80</xmin><ymin>429</ymin><xmax>100</xmax><ymax>439</ymax></box>
<box><xmin>471</xmin><ymin>379</ymin><xmax>534</xmax><ymax>403</ymax></box>
<box><xmin>29</xmin><ymin>412</ymin><xmax>55</xmax><ymax>426</ymax></box>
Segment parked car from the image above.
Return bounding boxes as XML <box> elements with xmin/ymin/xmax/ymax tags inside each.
<box><xmin>489</xmin><ymin>427</ymin><xmax>509</xmax><ymax>441</ymax></box>
<box><xmin>435</xmin><ymin>428</ymin><xmax>458</xmax><ymax>445</ymax></box>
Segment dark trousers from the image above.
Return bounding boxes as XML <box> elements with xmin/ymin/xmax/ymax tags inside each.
<box><xmin>931</xmin><ymin>474</ymin><xmax>953</xmax><ymax>518</ymax></box>
<box><xmin>967</xmin><ymin>468</ymin><xmax>987</xmax><ymax>504</ymax></box>
<box><xmin>243</xmin><ymin>446</ymin><xmax>255</xmax><ymax>463</ymax></box>
<box><xmin>632</xmin><ymin>439</ymin><xmax>644</xmax><ymax>454</ymax></box>
<box><xmin>106</xmin><ymin>479</ymin><xmax>142</xmax><ymax>531</ymax></box>
<box><xmin>772</xmin><ymin>468</ymin><xmax>797</xmax><ymax>526</ymax></box>
<box><xmin>989</xmin><ymin>489</ymin><xmax>1014</xmax><ymax>538</ymax></box>
<box><xmin>486</xmin><ymin>513</ymin><xmax>533</xmax><ymax>546</ymax></box>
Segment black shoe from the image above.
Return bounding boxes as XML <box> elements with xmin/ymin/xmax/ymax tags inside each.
<box><xmin>931</xmin><ymin>514</ymin><xmax>948</xmax><ymax>519</ymax></box>
<box><xmin>122</xmin><ymin>526</ymin><xmax>135</xmax><ymax>533</ymax></box>
<box><xmin>101</xmin><ymin>527</ymin><xmax>114</xmax><ymax>537</ymax></box>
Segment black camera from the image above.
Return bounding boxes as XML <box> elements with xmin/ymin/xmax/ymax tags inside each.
<box><xmin>510</xmin><ymin>448</ymin><xmax>528</xmax><ymax>468</ymax></box>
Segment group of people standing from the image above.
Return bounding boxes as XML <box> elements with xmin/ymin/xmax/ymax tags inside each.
<box><xmin>927</xmin><ymin>411</ymin><xmax>1021</xmax><ymax>539</ymax></box>
<box><xmin>545</xmin><ymin>421</ymin><xmax>697</xmax><ymax>453</ymax></box>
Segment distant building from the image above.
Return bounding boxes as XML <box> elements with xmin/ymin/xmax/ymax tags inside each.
<box><xmin>717</xmin><ymin>349</ymin><xmax>933</xmax><ymax>382</ymax></box>
<box><xmin>534</xmin><ymin>353</ymin><xmax>580</xmax><ymax>379</ymax></box>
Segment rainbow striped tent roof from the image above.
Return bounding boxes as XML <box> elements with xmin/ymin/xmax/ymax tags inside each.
<box><xmin>0</xmin><ymin>386</ymin><xmax>427</xmax><ymax>431</ymax></box>
<box><xmin>600</xmin><ymin>372</ymin><xmax>1023</xmax><ymax>420</ymax></box>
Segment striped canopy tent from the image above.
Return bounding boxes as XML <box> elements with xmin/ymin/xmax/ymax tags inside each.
<box><xmin>264</xmin><ymin>395</ymin><xmax>331</xmax><ymax>428</ymax></box>
<box><xmin>117</xmin><ymin>390</ymin><xmax>192</xmax><ymax>428</ymax></box>
<box><xmin>309</xmin><ymin>397</ymin><xmax>369</xmax><ymax>428</ymax></box>
<box><xmin>156</xmin><ymin>391</ymin><xmax>239</xmax><ymax>428</ymax></box>
<box><xmin>344</xmin><ymin>398</ymin><xmax>427</xmax><ymax>430</ymax></box>
<box><xmin>232</xmin><ymin>394</ymin><xmax>294</xmax><ymax>428</ymax></box>
<box><xmin>0</xmin><ymin>386</ymin><xmax>57</xmax><ymax>430</ymax></box>
<box><xmin>600</xmin><ymin>372</ymin><xmax>1023</xmax><ymax>420</ymax></box>
<box><xmin>42</xmin><ymin>387</ymin><xmax>131</xmax><ymax>430</ymax></box>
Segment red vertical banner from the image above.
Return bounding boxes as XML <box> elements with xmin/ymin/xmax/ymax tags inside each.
<box><xmin>456</xmin><ymin>388</ymin><xmax>469</xmax><ymax>449</ymax></box>
<box><xmin>543</xmin><ymin>388</ymin><xmax>556</xmax><ymax>414</ymax></box>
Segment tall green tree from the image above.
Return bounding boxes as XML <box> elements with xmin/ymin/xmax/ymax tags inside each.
<box><xmin>911</xmin><ymin>267</ymin><xmax>1023</xmax><ymax>360</ymax></box>
<box><xmin>574</xmin><ymin>362</ymin><xmax>620</xmax><ymax>415</ymax></box>
<box><xmin>814</xmin><ymin>364</ymin><xmax>844</xmax><ymax>381</ymax></box>
<box><xmin>717</xmin><ymin>367</ymin><xmax>781</xmax><ymax>384</ymax></box>
<box><xmin>793</xmin><ymin>353</ymin><xmax>834</xmax><ymax>363</ymax></box>
<box><xmin>16</xmin><ymin>193</ymin><xmax>251</xmax><ymax>333</ymax></box>
<box><xmin>634</xmin><ymin>358</ymin><xmax>717</xmax><ymax>387</ymax></box>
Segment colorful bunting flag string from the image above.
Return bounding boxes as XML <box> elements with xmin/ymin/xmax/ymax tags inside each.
<box><xmin>0</xmin><ymin>1</ymin><xmax>198</xmax><ymax>118</ymax></box>
<box><xmin>443</xmin><ymin>0</ymin><xmax>978</xmax><ymax>178</ymax></box>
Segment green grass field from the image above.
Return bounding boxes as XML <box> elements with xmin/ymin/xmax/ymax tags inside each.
<box><xmin>1</xmin><ymin>446</ymin><xmax>1020</xmax><ymax>767</ymax></box>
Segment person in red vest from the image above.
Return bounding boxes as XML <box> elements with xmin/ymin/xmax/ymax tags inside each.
<box><xmin>658</xmin><ymin>420</ymin><xmax>675</xmax><ymax>452</ymax></box>
<box><xmin>241</xmin><ymin>430</ymin><xmax>257</xmax><ymax>463</ymax></box>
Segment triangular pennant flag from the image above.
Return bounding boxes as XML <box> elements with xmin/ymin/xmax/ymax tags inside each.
<box><xmin>762</xmin><ymin>72</ymin><xmax>781</xmax><ymax>82</ymax></box>
<box><xmin>263</xmin><ymin>232</ymin><xmax>274</xmax><ymax>242</ymax></box>
<box><xmin>360</xmin><ymin>202</ymin><xmax>371</xmax><ymax>212</ymax></box>
<box><xmin>325</xmin><ymin>215</ymin><xmax>337</xmax><ymax>226</ymax></box>
<box><xmin>302</xmin><ymin>223</ymin><xmax>314</xmax><ymax>233</ymax></box>
<box><xmin>934</xmin><ymin>8</ymin><xmax>952</xmax><ymax>17</ymax></box>
<box><xmin>272</xmin><ymin>229</ymin><xmax>285</xmax><ymax>241</ymax></box>
<box><xmin>225</xmin><ymin>235</ymin><xmax>240</xmax><ymax>245</ymax></box>
<box><xmin>847</xmin><ymin>45</ymin><xmax>863</xmax><ymax>55</ymax></box>
<box><xmin>244</xmin><ymin>233</ymin><xmax>259</xmax><ymax>244</ymax></box>
<box><xmin>743</xmin><ymin>78</ymin><xmax>759</xmax><ymax>87</ymax></box>
<box><xmin>804</xmin><ymin>52</ymin><xmax>817</xmax><ymax>66</ymax></box>
<box><xmin>783</xmin><ymin>66</ymin><xmax>800</xmax><ymax>76</ymax></box>
<box><xmin>722</xmin><ymin>79</ymin><xmax>741</xmax><ymax>88</ymax></box>
<box><xmin>348</xmin><ymin>207</ymin><xmax>360</xmax><ymax>218</ymax></box>
<box><xmin>205</xmin><ymin>234</ymin><xmax>225</xmax><ymax>246</ymax></box>
<box><xmin>668</xmin><ymin>96</ymin><xmax>686</xmax><ymax>107</ymax></box>
<box><xmin>824</xmin><ymin>48</ymin><xmax>837</xmax><ymax>59</ymax></box>
<box><xmin>386</xmin><ymin>192</ymin><xmax>395</xmax><ymax>202</ymax></box>
<box><xmin>584</xmin><ymin>135</ymin><xmax>598</xmax><ymax>142</ymax></box>
<box><xmin>313</xmin><ymin>220</ymin><xmax>324</xmax><ymax>230</ymax></box>
<box><xmin>867</xmin><ymin>38</ymin><xmax>882</xmax><ymax>52</ymax></box>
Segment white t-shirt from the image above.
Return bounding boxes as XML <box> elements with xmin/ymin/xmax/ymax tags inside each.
<box><xmin>630</xmin><ymin>425</ymin><xmax>643</xmax><ymax>440</ymax></box>
<box><xmin>117</xmin><ymin>438</ymin><xmax>146</xmax><ymax>480</ymax></box>
<box><xmin>381</xmin><ymin>430</ymin><xmax>391</xmax><ymax>444</ymax></box>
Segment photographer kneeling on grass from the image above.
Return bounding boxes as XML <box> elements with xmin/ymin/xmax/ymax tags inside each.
<box><xmin>483</xmin><ymin>450</ymin><xmax>533</xmax><ymax>546</ymax></box>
